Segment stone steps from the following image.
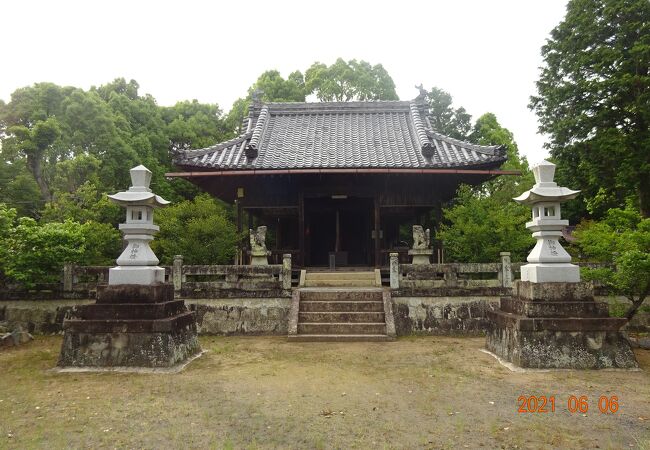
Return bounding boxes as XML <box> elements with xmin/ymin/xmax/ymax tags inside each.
<box><xmin>289</xmin><ymin>274</ymin><xmax>395</xmax><ymax>341</ymax></box>
<box><xmin>299</xmin><ymin>311</ymin><xmax>385</xmax><ymax>323</ymax></box>
<box><xmin>304</xmin><ymin>279</ymin><xmax>377</xmax><ymax>287</ymax></box>
<box><xmin>297</xmin><ymin>322</ymin><xmax>387</xmax><ymax>335</ymax></box>
<box><xmin>305</xmin><ymin>271</ymin><xmax>376</xmax><ymax>280</ymax></box>
<box><xmin>300</xmin><ymin>300</ymin><xmax>384</xmax><ymax>312</ymax></box>
<box><xmin>302</xmin><ymin>271</ymin><xmax>380</xmax><ymax>288</ymax></box>
<box><xmin>289</xmin><ymin>334</ymin><xmax>394</xmax><ymax>342</ymax></box>
<box><xmin>299</xmin><ymin>288</ymin><xmax>383</xmax><ymax>302</ymax></box>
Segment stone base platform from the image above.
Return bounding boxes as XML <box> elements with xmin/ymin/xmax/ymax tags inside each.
<box><xmin>486</xmin><ymin>281</ymin><xmax>638</xmax><ymax>369</ymax></box>
<box><xmin>408</xmin><ymin>248</ymin><xmax>433</xmax><ymax>265</ymax></box>
<box><xmin>58</xmin><ymin>284</ymin><xmax>201</xmax><ymax>368</ymax></box>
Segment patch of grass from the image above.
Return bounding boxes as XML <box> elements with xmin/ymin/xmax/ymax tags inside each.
<box><xmin>0</xmin><ymin>336</ymin><xmax>648</xmax><ymax>449</ymax></box>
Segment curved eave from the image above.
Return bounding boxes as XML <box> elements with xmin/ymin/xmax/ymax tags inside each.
<box><xmin>166</xmin><ymin>167</ymin><xmax>521</xmax><ymax>178</ymax></box>
<box><xmin>108</xmin><ymin>192</ymin><xmax>171</xmax><ymax>207</ymax></box>
<box><xmin>513</xmin><ymin>188</ymin><xmax>580</xmax><ymax>205</ymax></box>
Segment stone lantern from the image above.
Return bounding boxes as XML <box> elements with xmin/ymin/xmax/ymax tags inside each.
<box><xmin>513</xmin><ymin>160</ymin><xmax>580</xmax><ymax>283</ymax></box>
<box><xmin>485</xmin><ymin>160</ymin><xmax>637</xmax><ymax>369</ymax></box>
<box><xmin>107</xmin><ymin>165</ymin><xmax>169</xmax><ymax>285</ymax></box>
<box><xmin>57</xmin><ymin>164</ymin><xmax>201</xmax><ymax>370</ymax></box>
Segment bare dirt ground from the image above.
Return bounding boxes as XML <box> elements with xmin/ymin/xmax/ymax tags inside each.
<box><xmin>0</xmin><ymin>336</ymin><xmax>648</xmax><ymax>449</ymax></box>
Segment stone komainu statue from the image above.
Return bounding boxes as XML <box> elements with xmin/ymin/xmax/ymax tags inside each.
<box><xmin>249</xmin><ymin>226</ymin><xmax>268</xmax><ymax>253</ymax></box>
<box><xmin>412</xmin><ymin>225</ymin><xmax>430</xmax><ymax>250</ymax></box>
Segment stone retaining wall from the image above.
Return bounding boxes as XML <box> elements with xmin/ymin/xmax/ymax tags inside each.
<box><xmin>392</xmin><ymin>296</ymin><xmax>500</xmax><ymax>336</ymax></box>
<box><xmin>1</xmin><ymin>296</ymin><xmax>647</xmax><ymax>337</ymax></box>
<box><xmin>188</xmin><ymin>299</ymin><xmax>292</xmax><ymax>335</ymax></box>
<box><xmin>0</xmin><ymin>298</ymin><xmax>292</xmax><ymax>336</ymax></box>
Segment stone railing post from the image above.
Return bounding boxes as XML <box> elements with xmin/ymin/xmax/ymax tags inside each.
<box><xmin>389</xmin><ymin>252</ymin><xmax>399</xmax><ymax>289</ymax></box>
<box><xmin>173</xmin><ymin>255</ymin><xmax>183</xmax><ymax>294</ymax></box>
<box><xmin>63</xmin><ymin>263</ymin><xmax>74</xmax><ymax>293</ymax></box>
<box><xmin>443</xmin><ymin>266</ymin><xmax>458</xmax><ymax>287</ymax></box>
<box><xmin>500</xmin><ymin>252</ymin><xmax>512</xmax><ymax>288</ymax></box>
<box><xmin>282</xmin><ymin>254</ymin><xmax>292</xmax><ymax>290</ymax></box>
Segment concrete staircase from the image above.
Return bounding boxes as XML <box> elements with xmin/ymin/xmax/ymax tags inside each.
<box><xmin>289</xmin><ymin>271</ymin><xmax>396</xmax><ymax>342</ymax></box>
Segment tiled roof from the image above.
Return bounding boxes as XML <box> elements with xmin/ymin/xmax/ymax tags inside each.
<box><xmin>173</xmin><ymin>100</ymin><xmax>507</xmax><ymax>170</ymax></box>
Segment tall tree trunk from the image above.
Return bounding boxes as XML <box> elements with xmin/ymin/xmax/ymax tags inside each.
<box><xmin>639</xmin><ymin>175</ymin><xmax>650</xmax><ymax>218</ymax></box>
<box><xmin>26</xmin><ymin>154</ymin><xmax>52</xmax><ymax>204</ymax></box>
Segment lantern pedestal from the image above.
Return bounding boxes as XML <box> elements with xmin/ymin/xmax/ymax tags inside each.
<box><xmin>58</xmin><ymin>284</ymin><xmax>201</xmax><ymax>369</ymax></box>
<box><xmin>486</xmin><ymin>281</ymin><xmax>638</xmax><ymax>369</ymax></box>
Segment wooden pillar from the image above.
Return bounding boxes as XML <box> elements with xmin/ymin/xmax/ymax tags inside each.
<box><xmin>335</xmin><ymin>209</ymin><xmax>340</xmax><ymax>252</ymax></box>
<box><xmin>298</xmin><ymin>192</ymin><xmax>305</xmax><ymax>267</ymax></box>
<box><xmin>236</xmin><ymin>201</ymin><xmax>242</xmax><ymax>265</ymax></box>
<box><xmin>374</xmin><ymin>195</ymin><xmax>381</xmax><ymax>268</ymax></box>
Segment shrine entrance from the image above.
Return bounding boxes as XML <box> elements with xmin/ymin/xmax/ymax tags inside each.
<box><xmin>304</xmin><ymin>196</ymin><xmax>373</xmax><ymax>267</ymax></box>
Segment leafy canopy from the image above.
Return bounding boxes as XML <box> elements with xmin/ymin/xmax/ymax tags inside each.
<box><xmin>305</xmin><ymin>58</ymin><xmax>398</xmax><ymax>102</ymax></box>
<box><xmin>437</xmin><ymin>112</ymin><xmax>534</xmax><ymax>263</ymax></box>
<box><xmin>0</xmin><ymin>204</ymin><xmax>121</xmax><ymax>287</ymax></box>
<box><xmin>152</xmin><ymin>194</ymin><xmax>240</xmax><ymax>265</ymax></box>
<box><xmin>422</xmin><ymin>87</ymin><xmax>472</xmax><ymax>140</ymax></box>
<box><xmin>576</xmin><ymin>206</ymin><xmax>650</xmax><ymax>319</ymax></box>
<box><xmin>530</xmin><ymin>0</ymin><xmax>650</xmax><ymax>218</ymax></box>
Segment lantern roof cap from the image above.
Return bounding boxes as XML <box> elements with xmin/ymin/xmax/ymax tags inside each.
<box><xmin>107</xmin><ymin>165</ymin><xmax>170</xmax><ymax>207</ymax></box>
<box><xmin>513</xmin><ymin>160</ymin><xmax>580</xmax><ymax>205</ymax></box>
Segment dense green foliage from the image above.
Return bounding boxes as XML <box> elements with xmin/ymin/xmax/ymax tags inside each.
<box><xmin>151</xmin><ymin>195</ymin><xmax>240</xmax><ymax>265</ymax></box>
<box><xmin>305</xmin><ymin>58</ymin><xmax>398</xmax><ymax>101</ymax></box>
<box><xmin>0</xmin><ymin>204</ymin><xmax>120</xmax><ymax>287</ymax></box>
<box><xmin>437</xmin><ymin>111</ymin><xmax>535</xmax><ymax>263</ymax></box>
<box><xmin>575</xmin><ymin>207</ymin><xmax>650</xmax><ymax>318</ymax></box>
<box><xmin>224</xmin><ymin>59</ymin><xmax>398</xmax><ymax>133</ymax></box>
<box><xmin>0</xmin><ymin>78</ymin><xmax>232</xmax><ymax>216</ymax></box>
<box><xmin>0</xmin><ymin>78</ymin><xmax>235</xmax><ymax>285</ymax></box>
<box><xmin>422</xmin><ymin>87</ymin><xmax>472</xmax><ymax>140</ymax></box>
<box><xmin>530</xmin><ymin>0</ymin><xmax>650</xmax><ymax>219</ymax></box>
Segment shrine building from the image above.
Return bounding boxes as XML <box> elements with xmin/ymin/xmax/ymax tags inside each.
<box><xmin>167</xmin><ymin>97</ymin><xmax>513</xmax><ymax>268</ymax></box>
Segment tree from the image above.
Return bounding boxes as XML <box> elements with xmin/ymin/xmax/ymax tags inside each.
<box><xmin>469</xmin><ymin>113</ymin><xmax>534</xmax><ymax>197</ymax></box>
<box><xmin>40</xmin><ymin>180</ymin><xmax>121</xmax><ymax>226</ymax></box>
<box><xmin>423</xmin><ymin>87</ymin><xmax>472</xmax><ymax>140</ymax></box>
<box><xmin>576</xmin><ymin>207</ymin><xmax>649</xmax><ymax>319</ymax></box>
<box><xmin>437</xmin><ymin>113</ymin><xmax>534</xmax><ymax>262</ymax></box>
<box><xmin>437</xmin><ymin>185</ymin><xmax>534</xmax><ymax>263</ymax></box>
<box><xmin>151</xmin><ymin>194</ymin><xmax>239</xmax><ymax>265</ymax></box>
<box><xmin>530</xmin><ymin>0</ymin><xmax>650</xmax><ymax>218</ymax></box>
<box><xmin>249</xmin><ymin>70</ymin><xmax>306</xmax><ymax>103</ymax></box>
<box><xmin>224</xmin><ymin>70</ymin><xmax>307</xmax><ymax>135</ymax></box>
<box><xmin>305</xmin><ymin>58</ymin><xmax>398</xmax><ymax>101</ymax></box>
<box><xmin>0</xmin><ymin>202</ymin><xmax>120</xmax><ymax>287</ymax></box>
<box><xmin>0</xmin><ymin>160</ymin><xmax>42</xmax><ymax>217</ymax></box>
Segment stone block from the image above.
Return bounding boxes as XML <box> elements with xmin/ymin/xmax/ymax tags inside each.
<box><xmin>514</xmin><ymin>281</ymin><xmax>594</xmax><ymax>302</ymax></box>
<box><xmin>108</xmin><ymin>266</ymin><xmax>165</xmax><ymax>285</ymax></box>
<box><xmin>58</xmin><ymin>328</ymin><xmax>200</xmax><ymax>368</ymax></box>
<box><xmin>520</xmin><ymin>263</ymin><xmax>580</xmax><ymax>283</ymax></box>
<box><xmin>486</xmin><ymin>327</ymin><xmax>637</xmax><ymax>369</ymax></box>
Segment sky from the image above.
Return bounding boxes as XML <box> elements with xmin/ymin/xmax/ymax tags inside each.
<box><xmin>0</xmin><ymin>0</ymin><xmax>568</xmax><ymax>164</ymax></box>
